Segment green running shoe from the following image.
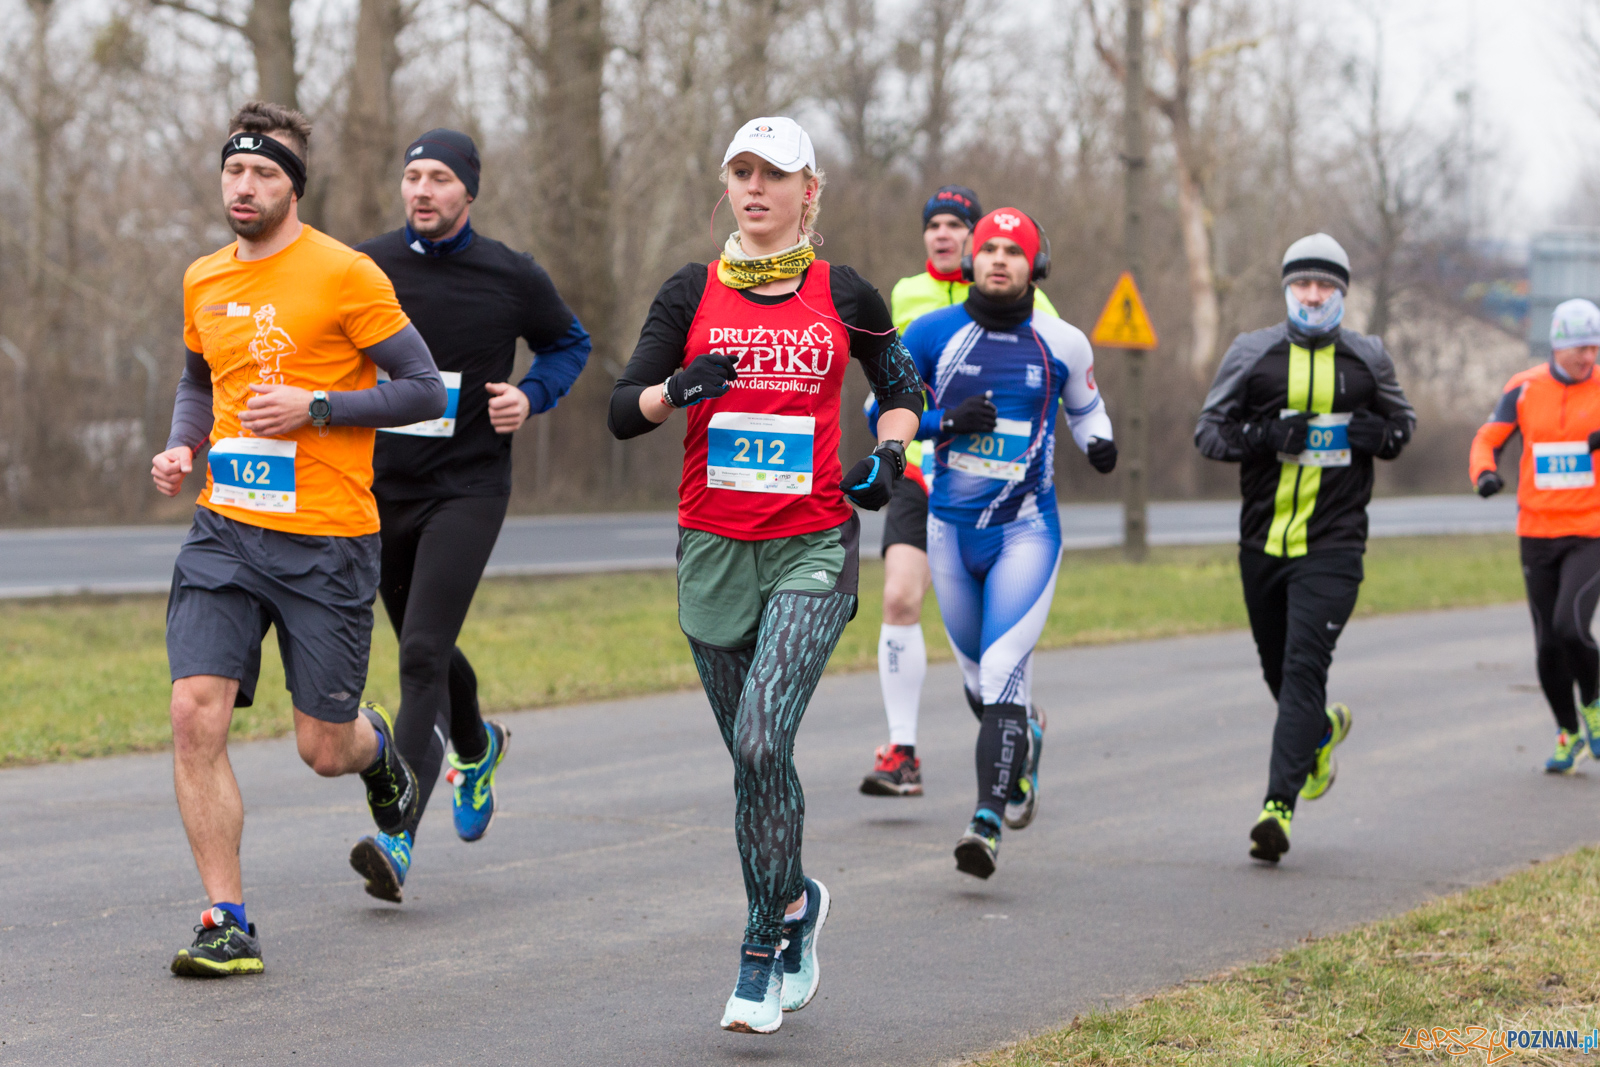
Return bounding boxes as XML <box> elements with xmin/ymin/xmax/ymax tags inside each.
<box><xmin>1249</xmin><ymin>800</ymin><xmax>1293</xmax><ymax>863</ymax></box>
<box><xmin>954</xmin><ymin>811</ymin><xmax>1002</xmax><ymax>879</ymax></box>
<box><xmin>1582</xmin><ymin>701</ymin><xmax>1600</xmax><ymax>760</ymax></box>
<box><xmin>1299</xmin><ymin>703</ymin><xmax>1353</xmax><ymax>801</ymax></box>
<box><xmin>1546</xmin><ymin>729</ymin><xmax>1586</xmax><ymax>774</ymax></box>
<box><xmin>170</xmin><ymin>907</ymin><xmax>264</xmax><ymax>977</ymax></box>
<box><xmin>359</xmin><ymin>701</ymin><xmax>419</xmax><ymax>835</ymax></box>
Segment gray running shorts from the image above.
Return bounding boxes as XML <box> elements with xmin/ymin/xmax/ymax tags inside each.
<box><xmin>166</xmin><ymin>507</ymin><xmax>380</xmax><ymax>723</ymax></box>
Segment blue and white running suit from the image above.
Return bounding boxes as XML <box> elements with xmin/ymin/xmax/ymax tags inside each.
<box><xmin>903</xmin><ymin>303</ymin><xmax>1112</xmax><ymax>707</ymax></box>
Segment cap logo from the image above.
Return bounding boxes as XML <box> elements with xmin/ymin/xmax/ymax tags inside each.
<box><xmin>409</xmin><ymin>146</ymin><xmax>424</xmax><ymax>157</ymax></box>
<box><xmin>234</xmin><ymin>136</ymin><xmax>258</xmax><ymax>150</ymax></box>
<box><xmin>756</xmin><ymin>124</ymin><xmax>772</xmax><ymax>132</ymax></box>
<box><xmin>993</xmin><ymin>212</ymin><xmax>1024</xmax><ymax>232</ymax></box>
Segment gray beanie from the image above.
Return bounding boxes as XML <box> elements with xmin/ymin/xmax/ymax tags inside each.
<box><xmin>1551</xmin><ymin>298</ymin><xmax>1600</xmax><ymax>352</ymax></box>
<box><xmin>1282</xmin><ymin>233</ymin><xmax>1350</xmax><ymax>294</ymax></box>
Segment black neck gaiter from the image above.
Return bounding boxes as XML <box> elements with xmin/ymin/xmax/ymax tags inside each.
<box><xmin>965</xmin><ymin>285</ymin><xmax>1035</xmax><ymax>332</ymax></box>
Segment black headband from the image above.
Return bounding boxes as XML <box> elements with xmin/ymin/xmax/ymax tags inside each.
<box><xmin>221</xmin><ymin>132</ymin><xmax>306</xmax><ymax>198</ymax></box>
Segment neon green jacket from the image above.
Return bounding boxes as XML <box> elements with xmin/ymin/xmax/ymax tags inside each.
<box><xmin>889</xmin><ymin>271</ymin><xmax>1059</xmax><ymax>334</ymax></box>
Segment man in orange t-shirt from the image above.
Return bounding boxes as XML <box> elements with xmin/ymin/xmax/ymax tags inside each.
<box><xmin>1471</xmin><ymin>298</ymin><xmax>1600</xmax><ymax>774</ymax></box>
<box><xmin>149</xmin><ymin>102</ymin><xmax>446</xmax><ymax>978</ymax></box>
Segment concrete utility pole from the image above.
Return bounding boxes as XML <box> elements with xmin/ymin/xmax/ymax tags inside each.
<box><xmin>1121</xmin><ymin>0</ymin><xmax>1149</xmax><ymax>562</ymax></box>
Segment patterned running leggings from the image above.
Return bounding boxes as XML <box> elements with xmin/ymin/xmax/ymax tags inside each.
<box><xmin>688</xmin><ymin>590</ymin><xmax>855</xmax><ymax>947</ymax></box>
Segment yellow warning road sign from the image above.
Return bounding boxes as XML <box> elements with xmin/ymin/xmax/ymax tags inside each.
<box><xmin>1090</xmin><ymin>271</ymin><xmax>1158</xmax><ymax>349</ymax></box>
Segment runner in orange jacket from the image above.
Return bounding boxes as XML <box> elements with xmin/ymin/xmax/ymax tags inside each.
<box><xmin>1471</xmin><ymin>298</ymin><xmax>1600</xmax><ymax>772</ymax></box>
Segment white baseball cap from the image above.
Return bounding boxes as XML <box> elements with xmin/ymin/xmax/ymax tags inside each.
<box><xmin>722</xmin><ymin>117</ymin><xmax>817</xmax><ymax>173</ymax></box>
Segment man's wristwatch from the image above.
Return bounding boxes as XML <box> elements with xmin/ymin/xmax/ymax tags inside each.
<box><xmin>878</xmin><ymin>439</ymin><xmax>907</xmax><ymax>477</ymax></box>
<box><xmin>309</xmin><ymin>390</ymin><xmax>332</xmax><ymax>428</ymax></box>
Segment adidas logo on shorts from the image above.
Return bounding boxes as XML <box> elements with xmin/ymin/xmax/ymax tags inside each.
<box><xmin>811</xmin><ymin>571</ymin><xmax>830</xmax><ymax>583</ymax></box>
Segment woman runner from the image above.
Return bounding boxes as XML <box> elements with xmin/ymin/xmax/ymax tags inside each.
<box><xmin>608</xmin><ymin>116</ymin><xmax>921</xmax><ymax>1033</ymax></box>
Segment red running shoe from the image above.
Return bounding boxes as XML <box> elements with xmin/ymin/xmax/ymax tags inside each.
<box><xmin>859</xmin><ymin>744</ymin><xmax>923</xmax><ymax>796</ymax></box>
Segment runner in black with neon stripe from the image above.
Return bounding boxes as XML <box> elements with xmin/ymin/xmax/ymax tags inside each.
<box><xmin>1195</xmin><ymin>233</ymin><xmax>1415</xmax><ymax>863</ymax></box>
<box><xmin>609</xmin><ymin>116</ymin><xmax>921</xmax><ymax>1034</ymax></box>
<box><xmin>348</xmin><ymin>130</ymin><xmax>591</xmax><ymax>902</ymax></box>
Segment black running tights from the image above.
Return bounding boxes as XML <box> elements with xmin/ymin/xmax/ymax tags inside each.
<box><xmin>377</xmin><ymin>494</ymin><xmax>508</xmax><ymax>834</ymax></box>
<box><xmin>688</xmin><ymin>591</ymin><xmax>855</xmax><ymax>948</ymax></box>
<box><xmin>1521</xmin><ymin>535</ymin><xmax>1600</xmax><ymax>733</ymax></box>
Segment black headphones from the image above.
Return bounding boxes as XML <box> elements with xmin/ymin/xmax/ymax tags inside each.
<box><xmin>960</xmin><ymin>212</ymin><xmax>1052</xmax><ymax>283</ymax></box>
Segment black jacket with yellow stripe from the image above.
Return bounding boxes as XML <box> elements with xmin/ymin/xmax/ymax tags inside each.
<box><xmin>1194</xmin><ymin>321</ymin><xmax>1416</xmax><ymax>557</ymax></box>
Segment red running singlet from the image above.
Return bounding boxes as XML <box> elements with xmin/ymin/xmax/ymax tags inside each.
<box><xmin>678</xmin><ymin>261</ymin><xmax>854</xmax><ymax>540</ymax></box>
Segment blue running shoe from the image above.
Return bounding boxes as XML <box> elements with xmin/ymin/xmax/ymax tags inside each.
<box><xmin>720</xmin><ymin>942</ymin><xmax>784</xmax><ymax>1033</ymax></box>
<box><xmin>445</xmin><ymin>721</ymin><xmax>510</xmax><ymax>842</ymax></box>
<box><xmin>1547</xmin><ymin>730</ymin><xmax>1585</xmax><ymax>774</ymax></box>
<box><xmin>1005</xmin><ymin>704</ymin><xmax>1046</xmax><ymax>829</ymax></box>
<box><xmin>780</xmin><ymin>877</ymin><xmax>830</xmax><ymax>1012</ymax></box>
<box><xmin>349</xmin><ymin>830</ymin><xmax>411</xmax><ymax>903</ymax></box>
<box><xmin>1582</xmin><ymin>701</ymin><xmax>1600</xmax><ymax>760</ymax></box>
<box><xmin>954</xmin><ymin>809</ymin><xmax>1002</xmax><ymax>879</ymax></box>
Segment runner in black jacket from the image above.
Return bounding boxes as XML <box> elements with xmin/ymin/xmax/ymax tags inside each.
<box><xmin>1195</xmin><ymin>232</ymin><xmax>1414</xmax><ymax>864</ymax></box>
<box><xmin>347</xmin><ymin>129</ymin><xmax>591</xmax><ymax>902</ymax></box>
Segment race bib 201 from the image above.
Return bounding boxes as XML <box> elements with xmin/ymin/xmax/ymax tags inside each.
<box><xmin>947</xmin><ymin>418</ymin><xmax>1032</xmax><ymax>481</ymax></box>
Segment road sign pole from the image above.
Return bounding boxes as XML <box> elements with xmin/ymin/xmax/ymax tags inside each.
<box><xmin>1121</xmin><ymin>0</ymin><xmax>1149</xmax><ymax>563</ymax></box>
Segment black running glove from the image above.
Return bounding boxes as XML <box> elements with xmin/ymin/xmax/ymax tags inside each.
<box><xmin>1246</xmin><ymin>413</ymin><xmax>1310</xmax><ymax>457</ymax></box>
<box><xmin>840</xmin><ymin>441</ymin><xmax>906</xmax><ymax>510</ymax></box>
<box><xmin>664</xmin><ymin>352</ymin><xmax>737</xmax><ymax>408</ymax></box>
<box><xmin>940</xmin><ymin>395</ymin><xmax>998</xmax><ymax>434</ymax></box>
<box><xmin>1346</xmin><ymin>408</ymin><xmax>1389</xmax><ymax>456</ymax></box>
<box><xmin>1476</xmin><ymin>470</ymin><xmax>1503</xmax><ymax>498</ymax></box>
<box><xmin>1086</xmin><ymin>436</ymin><xmax>1117</xmax><ymax>474</ymax></box>
<box><xmin>1588</xmin><ymin>429</ymin><xmax>1600</xmax><ymax>453</ymax></box>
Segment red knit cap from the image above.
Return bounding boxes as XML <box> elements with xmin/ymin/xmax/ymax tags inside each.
<box><xmin>970</xmin><ymin>208</ymin><xmax>1040</xmax><ymax>266</ymax></box>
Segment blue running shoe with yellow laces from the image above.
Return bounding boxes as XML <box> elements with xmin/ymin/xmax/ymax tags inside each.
<box><xmin>1581</xmin><ymin>701</ymin><xmax>1600</xmax><ymax>760</ymax></box>
<box><xmin>720</xmin><ymin>942</ymin><xmax>784</xmax><ymax>1033</ymax></box>
<box><xmin>780</xmin><ymin>877</ymin><xmax>830</xmax><ymax>1012</ymax></box>
<box><xmin>445</xmin><ymin>721</ymin><xmax>510</xmax><ymax>842</ymax></box>
<box><xmin>349</xmin><ymin>830</ymin><xmax>411</xmax><ymax>903</ymax></box>
<box><xmin>1547</xmin><ymin>730</ymin><xmax>1585</xmax><ymax>774</ymax></box>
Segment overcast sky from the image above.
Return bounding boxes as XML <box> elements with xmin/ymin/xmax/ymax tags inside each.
<box><xmin>1379</xmin><ymin>0</ymin><xmax>1594</xmax><ymax>243</ymax></box>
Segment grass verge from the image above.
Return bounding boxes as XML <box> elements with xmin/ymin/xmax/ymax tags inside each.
<box><xmin>0</xmin><ymin>534</ymin><xmax>1522</xmax><ymax>766</ymax></box>
<box><xmin>966</xmin><ymin>846</ymin><xmax>1600</xmax><ymax>1067</ymax></box>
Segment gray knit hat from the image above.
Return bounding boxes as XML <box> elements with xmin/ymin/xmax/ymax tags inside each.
<box><xmin>1551</xmin><ymin>298</ymin><xmax>1600</xmax><ymax>352</ymax></box>
<box><xmin>1282</xmin><ymin>233</ymin><xmax>1350</xmax><ymax>294</ymax></box>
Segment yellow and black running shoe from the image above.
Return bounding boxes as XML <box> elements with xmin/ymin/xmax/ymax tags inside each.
<box><xmin>1249</xmin><ymin>800</ymin><xmax>1293</xmax><ymax>863</ymax></box>
<box><xmin>170</xmin><ymin>907</ymin><xmax>264</xmax><ymax>977</ymax></box>
<box><xmin>359</xmin><ymin>701</ymin><xmax>419</xmax><ymax>835</ymax></box>
<box><xmin>1299</xmin><ymin>703</ymin><xmax>1352</xmax><ymax>801</ymax></box>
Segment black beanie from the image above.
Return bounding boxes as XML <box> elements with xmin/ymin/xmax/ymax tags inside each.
<box><xmin>403</xmin><ymin>128</ymin><xmax>481</xmax><ymax>197</ymax></box>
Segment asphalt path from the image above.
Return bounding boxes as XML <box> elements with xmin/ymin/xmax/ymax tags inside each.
<box><xmin>1</xmin><ymin>603</ymin><xmax>1590</xmax><ymax>1066</ymax></box>
<box><xmin>0</xmin><ymin>494</ymin><xmax>1516</xmax><ymax>598</ymax></box>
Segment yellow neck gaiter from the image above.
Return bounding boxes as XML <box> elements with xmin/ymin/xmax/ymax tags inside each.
<box><xmin>717</xmin><ymin>233</ymin><xmax>815</xmax><ymax>290</ymax></box>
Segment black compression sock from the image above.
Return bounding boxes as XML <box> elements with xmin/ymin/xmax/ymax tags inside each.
<box><xmin>448</xmin><ymin>648</ymin><xmax>490</xmax><ymax>763</ymax></box>
<box><xmin>974</xmin><ymin>703</ymin><xmax>1028</xmax><ymax>821</ymax></box>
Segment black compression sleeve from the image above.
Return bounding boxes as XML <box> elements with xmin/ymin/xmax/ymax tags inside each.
<box><xmin>331</xmin><ymin>324</ymin><xmax>448</xmax><ymax>428</ymax></box>
<box><xmin>166</xmin><ymin>348</ymin><xmax>214</xmax><ymax>451</ymax></box>
<box><xmin>516</xmin><ymin>254</ymin><xmax>577</xmax><ymax>349</ymax></box>
<box><xmin>609</xmin><ymin>264</ymin><xmax>707</xmax><ymax>439</ymax></box>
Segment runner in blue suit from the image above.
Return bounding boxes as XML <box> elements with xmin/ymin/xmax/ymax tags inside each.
<box><xmin>901</xmin><ymin>207</ymin><xmax>1116</xmax><ymax>878</ymax></box>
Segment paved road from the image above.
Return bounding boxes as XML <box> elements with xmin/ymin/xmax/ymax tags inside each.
<box><xmin>1</xmin><ymin>604</ymin><xmax>1589</xmax><ymax>1066</ymax></box>
<box><xmin>0</xmin><ymin>494</ymin><xmax>1516</xmax><ymax>598</ymax></box>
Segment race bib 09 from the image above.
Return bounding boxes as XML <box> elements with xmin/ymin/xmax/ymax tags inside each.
<box><xmin>209</xmin><ymin>437</ymin><xmax>296</xmax><ymax>513</ymax></box>
<box><xmin>379</xmin><ymin>370</ymin><xmax>461</xmax><ymax>438</ymax></box>
<box><xmin>1533</xmin><ymin>442</ymin><xmax>1595</xmax><ymax>490</ymax></box>
<box><xmin>706</xmin><ymin>412</ymin><xmax>815</xmax><ymax>494</ymax></box>
<box><xmin>1279</xmin><ymin>411</ymin><xmax>1352</xmax><ymax>468</ymax></box>
<box><xmin>947</xmin><ymin>418</ymin><xmax>1032</xmax><ymax>481</ymax></box>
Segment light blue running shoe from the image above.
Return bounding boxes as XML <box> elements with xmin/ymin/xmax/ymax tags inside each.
<box><xmin>1005</xmin><ymin>704</ymin><xmax>1047</xmax><ymax>829</ymax></box>
<box><xmin>445</xmin><ymin>721</ymin><xmax>510</xmax><ymax>842</ymax></box>
<box><xmin>1547</xmin><ymin>729</ymin><xmax>1585</xmax><ymax>774</ymax></box>
<box><xmin>779</xmin><ymin>877</ymin><xmax>830</xmax><ymax>1012</ymax></box>
<box><xmin>349</xmin><ymin>830</ymin><xmax>411</xmax><ymax>903</ymax></box>
<box><xmin>720</xmin><ymin>942</ymin><xmax>784</xmax><ymax>1033</ymax></box>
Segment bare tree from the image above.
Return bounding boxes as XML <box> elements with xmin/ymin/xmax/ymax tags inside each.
<box><xmin>332</xmin><ymin>0</ymin><xmax>409</xmax><ymax>242</ymax></box>
<box><xmin>147</xmin><ymin>0</ymin><xmax>301</xmax><ymax>108</ymax></box>
<box><xmin>911</xmin><ymin>0</ymin><xmax>980</xmax><ymax>184</ymax></box>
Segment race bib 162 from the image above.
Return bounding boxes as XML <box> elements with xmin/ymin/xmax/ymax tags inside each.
<box><xmin>209</xmin><ymin>437</ymin><xmax>296</xmax><ymax>513</ymax></box>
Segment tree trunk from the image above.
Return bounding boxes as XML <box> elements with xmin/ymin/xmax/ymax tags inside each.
<box><xmin>337</xmin><ymin>0</ymin><xmax>404</xmax><ymax>242</ymax></box>
<box><xmin>919</xmin><ymin>0</ymin><xmax>970</xmax><ymax>184</ymax></box>
<box><xmin>540</xmin><ymin>0</ymin><xmax>615</xmax><ymax>498</ymax></box>
<box><xmin>243</xmin><ymin>0</ymin><xmax>300</xmax><ymax>109</ymax></box>
<box><xmin>26</xmin><ymin>0</ymin><xmax>53</xmax><ymax>297</ymax></box>
<box><xmin>1174</xmin><ymin>159</ymin><xmax>1219</xmax><ymax>373</ymax></box>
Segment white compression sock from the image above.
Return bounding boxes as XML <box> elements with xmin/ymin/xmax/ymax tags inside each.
<box><xmin>878</xmin><ymin>623</ymin><xmax>927</xmax><ymax>747</ymax></box>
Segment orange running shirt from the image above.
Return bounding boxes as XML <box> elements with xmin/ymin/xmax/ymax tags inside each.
<box><xmin>182</xmin><ymin>226</ymin><xmax>411</xmax><ymax>536</ymax></box>
<box><xmin>1469</xmin><ymin>362</ymin><xmax>1600</xmax><ymax>539</ymax></box>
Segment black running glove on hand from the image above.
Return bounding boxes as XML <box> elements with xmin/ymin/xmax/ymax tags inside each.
<box><xmin>1346</xmin><ymin>408</ymin><xmax>1389</xmax><ymax>456</ymax></box>
<box><xmin>1255</xmin><ymin>413</ymin><xmax>1310</xmax><ymax>456</ymax></box>
<box><xmin>1588</xmin><ymin>428</ymin><xmax>1600</xmax><ymax>453</ymax></box>
<box><xmin>840</xmin><ymin>441</ymin><xmax>906</xmax><ymax>510</ymax></box>
<box><xmin>941</xmin><ymin>395</ymin><xmax>998</xmax><ymax>434</ymax></box>
<box><xmin>664</xmin><ymin>352</ymin><xmax>737</xmax><ymax>408</ymax></box>
<box><xmin>1476</xmin><ymin>470</ymin><xmax>1503</xmax><ymax>498</ymax></box>
<box><xmin>1086</xmin><ymin>436</ymin><xmax>1118</xmax><ymax>474</ymax></box>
